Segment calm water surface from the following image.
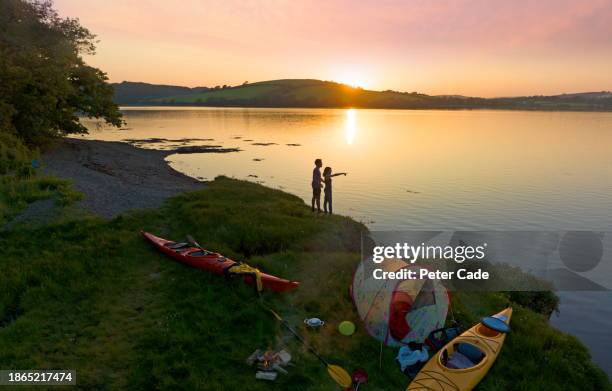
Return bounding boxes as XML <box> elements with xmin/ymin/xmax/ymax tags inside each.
<box><xmin>81</xmin><ymin>107</ymin><xmax>612</xmax><ymax>375</ymax></box>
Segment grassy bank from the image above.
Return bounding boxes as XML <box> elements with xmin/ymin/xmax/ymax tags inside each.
<box><xmin>1</xmin><ymin>174</ymin><xmax>610</xmax><ymax>390</ymax></box>
<box><xmin>0</xmin><ymin>134</ymin><xmax>81</xmax><ymax>227</ymax></box>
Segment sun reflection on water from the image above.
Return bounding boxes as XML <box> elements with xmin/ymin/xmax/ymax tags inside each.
<box><xmin>345</xmin><ymin>108</ymin><xmax>356</xmax><ymax>145</ymax></box>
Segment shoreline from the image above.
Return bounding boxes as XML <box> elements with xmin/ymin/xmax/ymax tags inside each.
<box><xmin>41</xmin><ymin>138</ymin><xmax>204</xmax><ymax>218</ymax></box>
<box><xmin>117</xmin><ymin>103</ymin><xmax>612</xmax><ymax>113</ymax></box>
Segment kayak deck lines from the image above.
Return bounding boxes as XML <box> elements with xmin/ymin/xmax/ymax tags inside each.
<box><xmin>410</xmin><ymin>370</ymin><xmax>460</xmax><ymax>391</ymax></box>
<box><xmin>464</xmin><ymin>330</ymin><xmax>502</xmax><ymax>354</ymax></box>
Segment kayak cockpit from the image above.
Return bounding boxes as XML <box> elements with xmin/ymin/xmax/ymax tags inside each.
<box><xmin>440</xmin><ymin>342</ymin><xmax>486</xmax><ymax>370</ymax></box>
<box><xmin>163</xmin><ymin>242</ymin><xmax>215</xmax><ymax>257</ymax></box>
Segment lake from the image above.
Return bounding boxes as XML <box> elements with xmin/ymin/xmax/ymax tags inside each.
<box><xmin>80</xmin><ymin>107</ymin><xmax>612</xmax><ymax>376</ymax></box>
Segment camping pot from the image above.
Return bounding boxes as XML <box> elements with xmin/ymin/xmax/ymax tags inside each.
<box><xmin>304</xmin><ymin>318</ymin><xmax>325</xmax><ymax>328</ymax></box>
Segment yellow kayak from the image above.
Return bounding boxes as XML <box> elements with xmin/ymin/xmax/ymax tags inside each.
<box><xmin>407</xmin><ymin>308</ymin><xmax>512</xmax><ymax>391</ymax></box>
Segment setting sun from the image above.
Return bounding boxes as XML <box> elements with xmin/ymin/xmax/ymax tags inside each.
<box><xmin>334</xmin><ymin>70</ymin><xmax>370</xmax><ymax>89</ymax></box>
<box><xmin>337</xmin><ymin>78</ymin><xmax>366</xmax><ymax>89</ymax></box>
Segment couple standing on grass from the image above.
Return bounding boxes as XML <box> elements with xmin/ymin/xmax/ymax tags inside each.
<box><xmin>311</xmin><ymin>158</ymin><xmax>347</xmax><ymax>214</ymax></box>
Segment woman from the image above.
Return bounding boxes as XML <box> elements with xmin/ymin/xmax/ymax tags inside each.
<box><xmin>322</xmin><ymin>166</ymin><xmax>347</xmax><ymax>214</ymax></box>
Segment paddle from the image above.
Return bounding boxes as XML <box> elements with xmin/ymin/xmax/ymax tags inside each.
<box><xmin>186</xmin><ymin>234</ymin><xmax>202</xmax><ymax>249</ymax></box>
<box><xmin>267</xmin><ymin>308</ymin><xmax>352</xmax><ymax>388</ymax></box>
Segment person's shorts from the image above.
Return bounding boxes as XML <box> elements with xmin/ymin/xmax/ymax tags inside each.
<box><xmin>312</xmin><ymin>186</ymin><xmax>321</xmax><ymax>197</ymax></box>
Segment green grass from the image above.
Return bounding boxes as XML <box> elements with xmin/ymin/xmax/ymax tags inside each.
<box><xmin>0</xmin><ymin>177</ymin><xmax>610</xmax><ymax>390</ymax></box>
<box><xmin>0</xmin><ymin>175</ymin><xmax>83</xmax><ymax>226</ymax></box>
<box><xmin>0</xmin><ymin>132</ymin><xmax>82</xmax><ymax>226</ymax></box>
<box><xmin>0</xmin><ymin>131</ymin><xmax>34</xmax><ymax>177</ymax></box>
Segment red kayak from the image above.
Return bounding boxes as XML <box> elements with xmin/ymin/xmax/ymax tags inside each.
<box><xmin>141</xmin><ymin>231</ymin><xmax>299</xmax><ymax>293</ymax></box>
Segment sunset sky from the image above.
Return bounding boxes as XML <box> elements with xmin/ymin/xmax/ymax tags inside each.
<box><xmin>55</xmin><ymin>0</ymin><xmax>612</xmax><ymax>97</ymax></box>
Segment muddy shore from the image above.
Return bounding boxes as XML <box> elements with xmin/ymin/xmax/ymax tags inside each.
<box><xmin>41</xmin><ymin>138</ymin><xmax>204</xmax><ymax>218</ymax></box>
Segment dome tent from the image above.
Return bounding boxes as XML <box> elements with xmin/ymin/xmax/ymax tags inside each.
<box><xmin>351</xmin><ymin>258</ymin><xmax>449</xmax><ymax>346</ymax></box>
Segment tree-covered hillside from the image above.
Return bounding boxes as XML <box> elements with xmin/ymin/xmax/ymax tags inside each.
<box><xmin>113</xmin><ymin>79</ymin><xmax>612</xmax><ymax>111</ymax></box>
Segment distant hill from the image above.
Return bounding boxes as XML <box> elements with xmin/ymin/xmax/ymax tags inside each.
<box><xmin>112</xmin><ymin>82</ymin><xmax>211</xmax><ymax>104</ymax></box>
<box><xmin>112</xmin><ymin>79</ymin><xmax>612</xmax><ymax>111</ymax></box>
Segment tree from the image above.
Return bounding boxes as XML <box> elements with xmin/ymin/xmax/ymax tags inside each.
<box><xmin>0</xmin><ymin>0</ymin><xmax>122</xmax><ymax>145</ymax></box>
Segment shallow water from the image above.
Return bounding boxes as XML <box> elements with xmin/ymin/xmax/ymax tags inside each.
<box><xmin>81</xmin><ymin>107</ymin><xmax>612</xmax><ymax>375</ymax></box>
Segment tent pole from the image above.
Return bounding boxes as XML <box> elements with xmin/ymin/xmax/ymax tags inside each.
<box><xmin>379</xmin><ymin>339</ymin><xmax>383</xmax><ymax>369</ymax></box>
